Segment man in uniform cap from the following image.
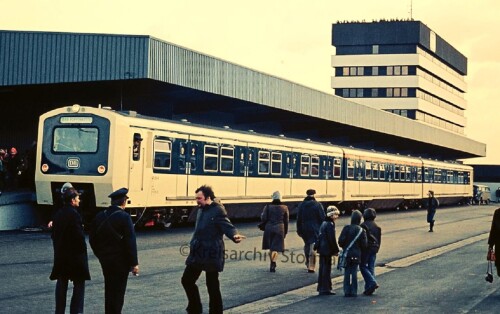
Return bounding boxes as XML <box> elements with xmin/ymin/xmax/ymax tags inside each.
<box><xmin>296</xmin><ymin>188</ymin><xmax>325</xmax><ymax>273</ymax></box>
<box><xmin>132</xmin><ymin>134</ymin><xmax>143</xmax><ymax>161</ymax></box>
<box><xmin>89</xmin><ymin>187</ymin><xmax>139</xmax><ymax>313</ymax></box>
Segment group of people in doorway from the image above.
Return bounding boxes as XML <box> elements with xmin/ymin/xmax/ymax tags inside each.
<box><xmin>0</xmin><ymin>143</ymin><xmax>37</xmax><ymax>195</ymax></box>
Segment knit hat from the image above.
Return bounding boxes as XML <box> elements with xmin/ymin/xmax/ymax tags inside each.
<box><xmin>61</xmin><ymin>182</ymin><xmax>74</xmax><ymax>194</ymax></box>
<box><xmin>272</xmin><ymin>191</ymin><xmax>281</xmax><ymax>200</ymax></box>
<box><xmin>326</xmin><ymin>205</ymin><xmax>340</xmax><ymax>218</ymax></box>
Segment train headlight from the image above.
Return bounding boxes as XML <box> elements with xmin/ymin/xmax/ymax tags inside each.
<box><xmin>97</xmin><ymin>165</ymin><xmax>106</xmax><ymax>174</ymax></box>
<box><xmin>69</xmin><ymin>104</ymin><xmax>81</xmax><ymax>113</ymax></box>
<box><xmin>41</xmin><ymin>164</ymin><xmax>49</xmax><ymax>172</ymax></box>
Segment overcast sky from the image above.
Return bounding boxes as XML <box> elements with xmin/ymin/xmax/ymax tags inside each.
<box><xmin>2</xmin><ymin>0</ymin><xmax>498</xmax><ymax>164</ymax></box>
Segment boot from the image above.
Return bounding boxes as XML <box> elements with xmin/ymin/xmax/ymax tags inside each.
<box><xmin>429</xmin><ymin>221</ymin><xmax>434</xmax><ymax>232</ymax></box>
<box><xmin>270</xmin><ymin>261</ymin><xmax>276</xmax><ymax>272</ymax></box>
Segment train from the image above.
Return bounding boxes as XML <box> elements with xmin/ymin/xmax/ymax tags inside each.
<box><xmin>35</xmin><ymin>105</ymin><xmax>473</xmax><ymax>228</ymax></box>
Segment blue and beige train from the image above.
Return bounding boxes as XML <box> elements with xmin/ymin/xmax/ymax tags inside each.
<box><xmin>35</xmin><ymin>105</ymin><xmax>472</xmax><ymax>228</ymax></box>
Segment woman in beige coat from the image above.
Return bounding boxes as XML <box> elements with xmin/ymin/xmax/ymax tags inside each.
<box><xmin>261</xmin><ymin>191</ymin><xmax>289</xmax><ymax>272</ymax></box>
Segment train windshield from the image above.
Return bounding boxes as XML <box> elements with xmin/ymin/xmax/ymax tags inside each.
<box><xmin>53</xmin><ymin>127</ymin><xmax>99</xmax><ymax>153</ymax></box>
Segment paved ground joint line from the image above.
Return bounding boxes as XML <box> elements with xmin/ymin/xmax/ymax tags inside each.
<box><xmin>225</xmin><ymin>232</ymin><xmax>489</xmax><ymax>314</ymax></box>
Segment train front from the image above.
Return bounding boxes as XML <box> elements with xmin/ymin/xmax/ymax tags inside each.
<box><xmin>35</xmin><ymin>105</ymin><xmax>112</xmax><ymax>224</ymax></box>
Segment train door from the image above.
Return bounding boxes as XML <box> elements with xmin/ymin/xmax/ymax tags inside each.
<box><xmin>284</xmin><ymin>153</ymin><xmax>297</xmax><ymax>195</ymax></box>
<box><xmin>129</xmin><ymin>131</ymin><xmax>145</xmax><ymax>193</ymax></box>
<box><xmin>236</xmin><ymin>145</ymin><xmax>250</xmax><ymax>196</ymax></box>
<box><xmin>177</xmin><ymin>140</ymin><xmax>192</xmax><ymax>197</ymax></box>
<box><xmin>324</xmin><ymin>156</ymin><xmax>334</xmax><ymax>195</ymax></box>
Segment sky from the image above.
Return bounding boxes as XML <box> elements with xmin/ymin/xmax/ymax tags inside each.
<box><xmin>1</xmin><ymin>0</ymin><xmax>499</xmax><ymax>164</ymax></box>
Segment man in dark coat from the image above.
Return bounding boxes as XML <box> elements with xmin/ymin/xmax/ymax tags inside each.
<box><xmin>296</xmin><ymin>189</ymin><xmax>325</xmax><ymax>272</ymax></box>
<box><xmin>488</xmin><ymin>208</ymin><xmax>500</xmax><ymax>276</ymax></box>
<box><xmin>427</xmin><ymin>190</ymin><xmax>439</xmax><ymax>232</ymax></box>
<box><xmin>182</xmin><ymin>185</ymin><xmax>245</xmax><ymax>314</ymax></box>
<box><xmin>50</xmin><ymin>187</ymin><xmax>90</xmax><ymax>314</ymax></box>
<box><xmin>89</xmin><ymin>188</ymin><xmax>139</xmax><ymax>314</ymax></box>
<box><xmin>360</xmin><ymin>208</ymin><xmax>382</xmax><ymax>295</ymax></box>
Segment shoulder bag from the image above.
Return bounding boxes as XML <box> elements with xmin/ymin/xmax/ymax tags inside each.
<box><xmin>337</xmin><ymin>227</ymin><xmax>363</xmax><ymax>270</ymax></box>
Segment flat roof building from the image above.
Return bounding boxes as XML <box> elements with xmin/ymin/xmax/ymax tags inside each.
<box><xmin>332</xmin><ymin>20</ymin><xmax>467</xmax><ymax>135</ymax></box>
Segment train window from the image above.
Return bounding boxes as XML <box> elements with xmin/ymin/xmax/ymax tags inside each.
<box><xmin>447</xmin><ymin>170</ymin><xmax>453</xmax><ymax>183</ymax></box>
<box><xmin>301</xmin><ymin>155</ymin><xmax>310</xmax><ymax>176</ymax></box>
<box><xmin>271</xmin><ymin>152</ymin><xmax>282</xmax><ymax>175</ymax></box>
<box><xmin>424</xmin><ymin>168</ymin><xmax>429</xmax><ymax>182</ymax></box>
<box><xmin>434</xmin><ymin>169</ymin><xmax>441</xmax><ymax>183</ymax></box>
<box><xmin>204</xmin><ymin>145</ymin><xmax>218</xmax><ymax>172</ymax></box>
<box><xmin>333</xmin><ymin>158</ymin><xmax>341</xmax><ymax>178</ymax></box>
<box><xmin>394</xmin><ymin>165</ymin><xmax>400</xmax><ymax>181</ymax></box>
<box><xmin>258</xmin><ymin>151</ymin><xmax>270</xmax><ymax>174</ymax></box>
<box><xmin>458</xmin><ymin>172</ymin><xmax>464</xmax><ymax>184</ymax></box>
<box><xmin>239</xmin><ymin>152</ymin><xmax>245</xmax><ymax>174</ymax></box>
<box><xmin>356</xmin><ymin>160</ymin><xmax>363</xmax><ymax>180</ymax></box>
<box><xmin>311</xmin><ymin>156</ymin><xmax>319</xmax><ymax>177</ymax></box>
<box><xmin>53</xmin><ymin>127</ymin><xmax>99</xmax><ymax>153</ymax></box>
<box><xmin>248</xmin><ymin>152</ymin><xmax>254</xmax><ymax>175</ymax></box>
<box><xmin>373</xmin><ymin>163</ymin><xmax>379</xmax><ymax>180</ymax></box>
<box><xmin>132</xmin><ymin>133</ymin><xmax>143</xmax><ymax>161</ymax></box>
<box><xmin>220</xmin><ymin>147</ymin><xmax>234</xmax><ymax>173</ymax></box>
<box><xmin>179</xmin><ymin>143</ymin><xmax>187</xmax><ymax>170</ymax></box>
<box><xmin>400</xmin><ymin>166</ymin><xmax>406</xmax><ymax>181</ymax></box>
<box><xmin>379</xmin><ymin>164</ymin><xmax>385</xmax><ymax>180</ymax></box>
<box><xmin>153</xmin><ymin>140</ymin><xmax>172</xmax><ymax>169</ymax></box>
<box><xmin>366</xmin><ymin>162</ymin><xmax>372</xmax><ymax>180</ymax></box>
<box><xmin>417</xmin><ymin>168</ymin><xmax>422</xmax><ymax>182</ymax></box>
<box><xmin>190</xmin><ymin>145</ymin><xmax>197</xmax><ymax>171</ymax></box>
<box><xmin>347</xmin><ymin>160</ymin><xmax>354</xmax><ymax>179</ymax></box>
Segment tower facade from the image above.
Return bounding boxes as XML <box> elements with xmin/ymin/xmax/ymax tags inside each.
<box><xmin>331</xmin><ymin>20</ymin><xmax>467</xmax><ymax>134</ymax></box>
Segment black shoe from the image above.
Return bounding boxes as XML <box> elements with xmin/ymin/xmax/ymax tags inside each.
<box><xmin>307</xmin><ymin>269</ymin><xmax>315</xmax><ymax>273</ymax></box>
<box><xmin>270</xmin><ymin>261</ymin><xmax>276</xmax><ymax>272</ymax></box>
<box><xmin>319</xmin><ymin>291</ymin><xmax>336</xmax><ymax>295</ymax></box>
<box><xmin>364</xmin><ymin>284</ymin><xmax>379</xmax><ymax>296</ymax></box>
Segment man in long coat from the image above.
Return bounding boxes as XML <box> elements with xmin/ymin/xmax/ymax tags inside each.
<box><xmin>50</xmin><ymin>187</ymin><xmax>90</xmax><ymax>314</ymax></box>
<box><xmin>296</xmin><ymin>189</ymin><xmax>325</xmax><ymax>272</ymax></box>
<box><xmin>182</xmin><ymin>185</ymin><xmax>245</xmax><ymax>314</ymax></box>
<box><xmin>90</xmin><ymin>188</ymin><xmax>139</xmax><ymax>314</ymax></box>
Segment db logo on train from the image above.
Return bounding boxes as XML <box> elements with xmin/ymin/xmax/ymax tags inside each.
<box><xmin>66</xmin><ymin>157</ymin><xmax>80</xmax><ymax>169</ymax></box>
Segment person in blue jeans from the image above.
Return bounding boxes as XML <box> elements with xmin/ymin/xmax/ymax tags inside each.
<box><xmin>338</xmin><ymin>210</ymin><xmax>367</xmax><ymax>297</ymax></box>
<box><xmin>360</xmin><ymin>208</ymin><xmax>382</xmax><ymax>295</ymax></box>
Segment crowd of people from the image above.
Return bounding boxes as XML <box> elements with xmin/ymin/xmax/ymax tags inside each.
<box><xmin>0</xmin><ymin>143</ymin><xmax>36</xmax><ymax>195</ymax></box>
<box><xmin>49</xmin><ymin>182</ymin><xmax>462</xmax><ymax>313</ymax></box>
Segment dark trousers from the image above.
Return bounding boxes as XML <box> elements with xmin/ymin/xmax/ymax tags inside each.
<box><xmin>102</xmin><ymin>268</ymin><xmax>129</xmax><ymax>314</ymax></box>
<box><xmin>55</xmin><ymin>278</ymin><xmax>85</xmax><ymax>314</ymax></box>
<box><xmin>317</xmin><ymin>255</ymin><xmax>333</xmax><ymax>293</ymax></box>
<box><xmin>181</xmin><ymin>264</ymin><xmax>222</xmax><ymax>314</ymax></box>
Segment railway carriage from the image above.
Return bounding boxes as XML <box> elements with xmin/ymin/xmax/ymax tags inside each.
<box><xmin>35</xmin><ymin>105</ymin><xmax>472</xmax><ymax>228</ymax></box>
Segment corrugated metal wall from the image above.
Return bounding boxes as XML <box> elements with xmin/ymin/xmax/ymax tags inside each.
<box><xmin>0</xmin><ymin>30</ymin><xmax>485</xmax><ymax>157</ymax></box>
<box><xmin>0</xmin><ymin>31</ymin><xmax>148</xmax><ymax>85</ymax></box>
<box><xmin>146</xmin><ymin>37</ymin><xmax>484</xmax><ymax>156</ymax></box>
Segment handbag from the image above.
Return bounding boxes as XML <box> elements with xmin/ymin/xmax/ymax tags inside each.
<box><xmin>257</xmin><ymin>221</ymin><xmax>266</xmax><ymax>231</ymax></box>
<box><xmin>487</xmin><ymin>248</ymin><xmax>496</xmax><ymax>261</ymax></box>
<box><xmin>258</xmin><ymin>205</ymin><xmax>269</xmax><ymax>231</ymax></box>
<box><xmin>337</xmin><ymin>227</ymin><xmax>363</xmax><ymax>270</ymax></box>
<box><xmin>486</xmin><ymin>260</ymin><xmax>494</xmax><ymax>283</ymax></box>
